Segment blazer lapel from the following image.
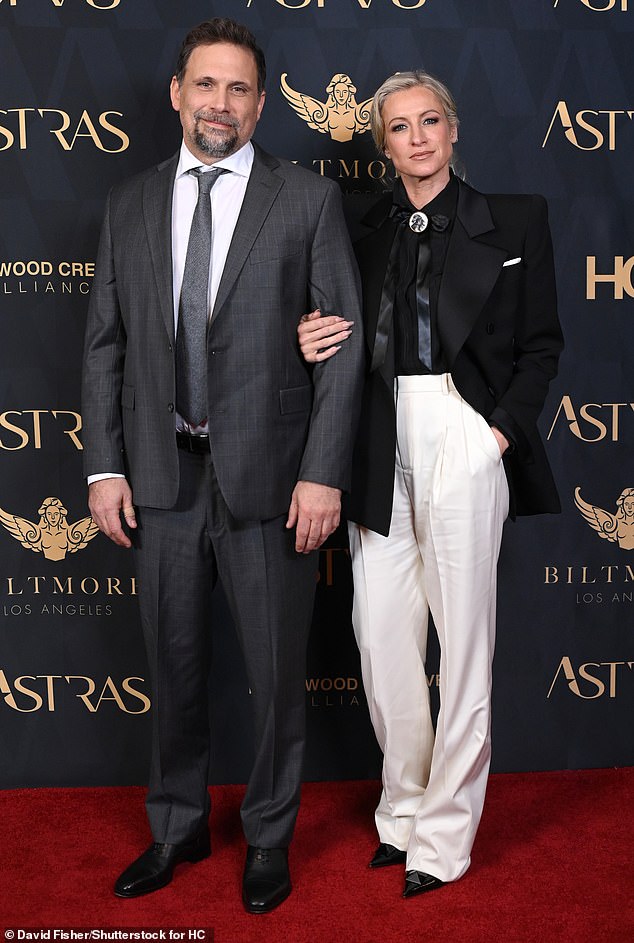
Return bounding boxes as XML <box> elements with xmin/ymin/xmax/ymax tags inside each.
<box><xmin>355</xmin><ymin>194</ymin><xmax>398</xmax><ymax>388</ymax></box>
<box><xmin>143</xmin><ymin>153</ymin><xmax>178</xmax><ymax>344</ymax></box>
<box><xmin>212</xmin><ymin>144</ymin><xmax>283</xmax><ymax>320</ymax></box>
<box><xmin>439</xmin><ymin>180</ymin><xmax>508</xmax><ymax>367</ymax></box>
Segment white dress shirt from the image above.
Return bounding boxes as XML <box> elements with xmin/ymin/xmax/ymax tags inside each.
<box><xmin>173</xmin><ymin>139</ymin><xmax>253</xmax><ymax>433</ymax></box>
<box><xmin>88</xmin><ymin>139</ymin><xmax>254</xmax><ymax>482</ymax></box>
<box><xmin>172</xmin><ymin>138</ymin><xmax>254</xmax><ymax>344</ymax></box>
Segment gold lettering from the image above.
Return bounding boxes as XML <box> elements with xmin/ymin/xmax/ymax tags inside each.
<box><xmin>577</xmin><ymin>403</ymin><xmax>607</xmax><ymax>441</ymax></box>
<box><xmin>68</xmin><ymin>110</ymin><xmax>103</xmax><ymax>150</ymax></box>
<box><xmin>0</xmin><ymin>113</ymin><xmax>15</xmax><ymax>152</ymax></box>
<box><xmin>577</xmin><ymin>663</ymin><xmax>606</xmax><ymax>698</ymax></box>
<box><xmin>607</xmin><ymin>403</ymin><xmax>627</xmax><ymax>440</ymax></box>
<box><xmin>38</xmin><ymin>108</ymin><xmax>72</xmax><ymax>150</ymax></box>
<box><xmin>602</xmin><ymin>661</ymin><xmax>624</xmax><ymax>697</ymax></box>
<box><xmin>97</xmin><ymin>111</ymin><xmax>129</xmax><ymax>153</ymax></box>
<box><xmin>80</xmin><ymin>577</ymin><xmax>99</xmax><ymax>595</ymax></box>
<box><xmin>600</xmin><ymin>565</ymin><xmax>618</xmax><ymax>583</ymax></box>
<box><xmin>93</xmin><ymin>676</ymin><xmax>127</xmax><ymax>711</ymax></box>
<box><xmin>12</xmin><ymin>676</ymin><xmax>45</xmax><ymax>711</ymax></box>
<box><xmin>587</xmin><ymin>256</ymin><xmax>634</xmax><ymax>299</ymax></box>
<box><xmin>121</xmin><ymin>677</ymin><xmax>151</xmax><ymax>713</ymax></box>
<box><xmin>40</xmin><ymin>675</ymin><xmax>62</xmax><ymax>711</ymax></box>
<box><xmin>0</xmin><ymin>669</ymin><xmax>24</xmax><ymax>710</ymax></box>
<box><xmin>579</xmin><ymin>1</ymin><xmax>629</xmax><ymax>13</ymax></box>
<box><xmin>52</xmin><ymin>410</ymin><xmax>83</xmax><ymax>450</ymax></box>
<box><xmin>7</xmin><ymin>108</ymin><xmax>34</xmax><ymax>149</ymax></box>
<box><xmin>548</xmin><ymin>657</ymin><xmax>606</xmax><ymax>699</ymax></box>
<box><xmin>273</xmin><ymin>0</ymin><xmax>427</xmax><ymax>7</ymax></box>
<box><xmin>276</xmin><ymin>0</ymin><xmax>321</xmax><ymax>7</ymax></box>
<box><xmin>0</xmin><ymin>412</ymin><xmax>29</xmax><ymax>449</ymax></box>
<box><xmin>543</xmin><ymin>101</ymin><xmax>573</xmax><ymax>148</ymax></box>
<box><xmin>65</xmin><ymin>675</ymin><xmax>97</xmax><ymax>712</ymax></box>
<box><xmin>27</xmin><ymin>576</ymin><xmax>45</xmax><ymax>594</ymax></box>
<box><xmin>1</xmin><ymin>0</ymin><xmax>121</xmax><ymax>5</ymax></box>
<box><xmin>52</xmin><ymin>576</ymin><xmax>73</xmax><ymax>595</ymax></box>
<box><xmin>547</xmin><ymin>395</ymin><xmax>581</xmax><ymax>440</ymax></box>
<box><xmin>542</xmin><ymin>101</ymin><xmax>602</xmax><ymax>149</ymax></box>
<box><xmin>544</xmin><ymin>566</ymin><xmax>559</xmax><ymax>584</ymax></box>
<box><xmin>368</xmin><ymin>160</ymin><xmax>387</xmax><ymax>179</ymax></box>
<box><xmin>548</xmin><ymin>656</ymin><xmax>579</xmax><ymax>697</ymax></box>
<box><xmin>22</xmin><ymin>410</ymin><xmax>46</xmax><ymax>449</ymax></box>
<box><xmin>7</xmin><ymin>578</ymin><xmax>22</xmax><ymax>596</ymax></box>
<box><xmin>574</xmin><ymin>109</ymin><xmax>604</xmax><ymax>149</ymax></box>
<box><xmin>338</xmin><ymin>158</ymin><xmax>360</xmax><ymax>179</ymax></box>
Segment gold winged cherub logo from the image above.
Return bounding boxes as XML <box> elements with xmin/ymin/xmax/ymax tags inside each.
<box><xmin>280</xmin><ymin>72</ymin><xmax>372</xmax><ymax>143</ymax></box>
<box><xmin>0</xmin><ymin>495</ymin><xmax>99</xmax><ymax>562</ymax></box>
<box><xmin>574</xmin><ymin>486</ymin><xmax>634</xmax><ymax>550</ymax></box>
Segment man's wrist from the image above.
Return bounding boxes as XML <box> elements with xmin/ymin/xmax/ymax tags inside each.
<box><xmin>87</xmin><ymin>473</ymin><xmax>126</xmax><ymax>485</ymax></box>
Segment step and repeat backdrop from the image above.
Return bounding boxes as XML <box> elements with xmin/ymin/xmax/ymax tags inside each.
<box><xmin>1</xmin><ymin>0</ymin><xmax>633</xmax><ymax>788</ymax></box>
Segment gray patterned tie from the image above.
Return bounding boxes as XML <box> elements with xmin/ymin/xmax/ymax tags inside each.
<box><xmin>176</xmin><ymin>166</ymin><xmax>227</xmax><ymax>426</ymax></box>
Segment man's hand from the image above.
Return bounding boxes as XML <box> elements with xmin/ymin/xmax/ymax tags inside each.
<box><xmin>88</xmin><ymin>478</ymin><xmax>137</xmax><ymax>548</ymax></box>
<box><xmin>298</xmin><ymin>309</ymin><xmax>353</xmax><ymax>363</ymax></box>
<box><xmin>286</xmin><ymin>480</ymin><xmax>342</xmax><ymax>553</ymax></box>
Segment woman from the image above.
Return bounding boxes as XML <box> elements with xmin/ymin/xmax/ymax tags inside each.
<box><xmin>298</xmin><ymin>72</ymin><xmax>563</xmax><ymax>897</ymax></box>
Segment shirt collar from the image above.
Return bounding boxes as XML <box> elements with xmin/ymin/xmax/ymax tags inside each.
<box><xmin>392</xmin><ymin>171</ymin><xmax>458</xmax><ymax>221</ymax></box>
<box><xmin>176</xmin><ymin>139</ymin><xmax>255</xmax><ymax>179</ymax></box>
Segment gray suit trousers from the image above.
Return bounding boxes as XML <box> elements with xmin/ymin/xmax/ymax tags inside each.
<box><xmin>133</xmin><ymin>447</ymin><xmax>317</xmax><ymax>847</ymax></box>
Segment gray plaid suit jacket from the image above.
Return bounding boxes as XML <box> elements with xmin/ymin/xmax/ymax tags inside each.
<box><xmin>82</xmin><ymin>144</ymin><xmax>363</xmax><ymax>519</ymax></box>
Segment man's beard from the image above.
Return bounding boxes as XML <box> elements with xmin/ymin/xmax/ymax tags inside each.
<box><xmin>193</xmin><ymin>111</ymin><xmax>240</xmax><ymax>158</ymax></box>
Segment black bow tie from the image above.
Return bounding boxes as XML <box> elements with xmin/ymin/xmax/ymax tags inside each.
<box><xmin>390</xmin><ymin>205</ymin><xmax>450</xmax><ymax>234</ymax></box>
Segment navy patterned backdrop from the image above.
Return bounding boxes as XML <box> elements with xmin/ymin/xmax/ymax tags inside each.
<box><xmin>1</xmin><ymin>0</ymin><xmax>632</xmax><ymax>787</ymax></box>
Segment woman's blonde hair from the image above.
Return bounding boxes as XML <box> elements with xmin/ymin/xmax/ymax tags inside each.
<box><xmin>370</xmin><ymin>70</ymin><xmax>459</xmax><ymax>155</ymax></box>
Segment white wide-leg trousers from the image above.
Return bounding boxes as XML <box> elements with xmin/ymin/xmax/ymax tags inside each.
<box><xmin>348</xmin><ymin>374</ymin><xmax>509</xmax><ymax>882</ymax></box>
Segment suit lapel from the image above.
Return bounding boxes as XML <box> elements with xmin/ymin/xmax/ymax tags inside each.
<box><xmin>143</xmin><ymin>153</ymin><xmax>178</xmax><ymax>344</ymax></box>
<box><xmin>212</xmin><ymin>144</ymin><xmax>283</xmax><ymax>320</ymax></box>
<box><xmin>355</xmin><ymin>195</ymin><xmax>398</xmax><ymax>388</ymax></box>
<box><xmin>438</xmin><ymin>180</ymin><xmax>508</xmax><ymax>367</ymax></box>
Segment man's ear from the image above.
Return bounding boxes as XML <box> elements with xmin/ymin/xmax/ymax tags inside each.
<box><xmin>170</xmin><ymin>75</ymin><xmax>181</xmax><ymax>113</ymax></box>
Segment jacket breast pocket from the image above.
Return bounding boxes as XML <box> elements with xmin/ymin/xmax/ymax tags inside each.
<box><xmin>249</xmin><ymin>242</ymin><xmax>304</xmax><ymax>265</ymax></box>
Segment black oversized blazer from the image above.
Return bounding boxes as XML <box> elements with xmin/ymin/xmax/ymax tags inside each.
<box><xmin>345</xmin><ymin>177</ymin><xmax>564</xmax><ymax>536</ymax></box>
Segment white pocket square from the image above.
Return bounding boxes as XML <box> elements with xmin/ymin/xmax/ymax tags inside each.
<box><xmin>502</xmin><ymin>257</ymin><xmax>521</xmax><ymax>267</ymax></box>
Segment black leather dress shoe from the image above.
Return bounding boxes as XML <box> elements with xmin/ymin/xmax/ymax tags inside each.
<box><xmin>369</xmin><ymin>842</ymin><xmax>407</xmax><ymax>868</ymax></box>
<box><xmin>242</xmin><ymin>846</ymin><xmax>291</xmax><ymax>914</ymax></box>
<box><xmin>403</xmin><ymin>870</ymin><xmax>445</xmax><ymax>898</ymax></box>
<box><xmin>114</xmin><ymin>828</ymin><xmax>211</xmax><ymax>898</ymax></box>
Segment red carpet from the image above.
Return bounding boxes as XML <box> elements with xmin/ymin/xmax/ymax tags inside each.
<box><xmin>2</xmin><ymin>771</ymin><xmax>633</xmax><ymax>943</ymax></box>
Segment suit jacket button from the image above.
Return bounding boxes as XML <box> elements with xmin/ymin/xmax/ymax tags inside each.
<box><xmin>167</xmin><ymin>402</ymin><xmax>174</xmax><ymax>413</ymax></box>
<box><xmin>486</xmin><ymin>323</ymin><xmax>495</xmax><ymax>335</ymax></box>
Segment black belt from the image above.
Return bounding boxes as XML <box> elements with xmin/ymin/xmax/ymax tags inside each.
<box><xmin>176</xmin><ymin>430</ymin><xmax>210</xmax><ymax>454</ymax></box>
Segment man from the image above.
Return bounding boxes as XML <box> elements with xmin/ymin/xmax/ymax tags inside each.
<box><xmin>82</xmin><ymin>18</ymin><xmax>362</xmax><ymax>913</ymax></box>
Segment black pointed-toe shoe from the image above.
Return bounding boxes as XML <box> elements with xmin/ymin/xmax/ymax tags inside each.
<box><xmin>369</xmin><ymin>842</ymin><xmax>407</xmax><ymax>868</ymax></box>
<box><xmin>114</xmin><ymin>828</ymin><xmax>211</xmax><ymax>898</ymax></box>
<box><xmin>242</xmin><ymin>846</ymin><xmax>291</xmax><ymax>914</ymax></box>
<box><xmin>403</xmin><ymin>870</ymin><xmax>445</xmax><ymax>898</ymax></box>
